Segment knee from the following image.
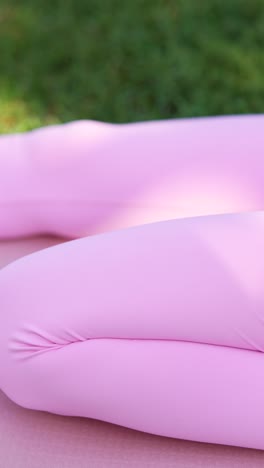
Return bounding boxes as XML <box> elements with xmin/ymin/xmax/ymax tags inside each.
<box><xmin>0</xmin><ymin>246</ymin><xmax>91</xmax><ymax>411</ymax></box>
<box><xmin>0</xmin><ymin>255</ymin><xmax>59</xmax><ymax>409</ymax></box>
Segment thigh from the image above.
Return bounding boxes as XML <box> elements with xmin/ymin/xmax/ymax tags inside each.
<box><xmin>2</xmin><ymin>329</ymin><xmax>264</xmax><ymax>450</ymax></box>
<box><xmin>1</xmin><ymin>116</ymin><xmax>264</xmax><ymax>239</ymax></box>
<box><xmin>1</xmin><ymin>211</ymin><xmax>264</xmax><ymax>366</ymax></box>
<box><xmin>1</xmin><ymin>210</ymin><xmax>264</xmax><ymax>450</ymax></box>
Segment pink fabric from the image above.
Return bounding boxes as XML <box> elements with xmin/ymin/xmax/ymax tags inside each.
<box><xmin>0</xmin><ymin>115</ymin><xmax>263</xmax><ymax>238</ymax></box>
<box><xmin>0</xmin><ymin>115</ymin><xmax>264</xmax><ymax>451</ymax></box>
<box><xmin>1</xmin><ymin>239</ymin><xmax>264</xmax><ymax>467</ymax></box>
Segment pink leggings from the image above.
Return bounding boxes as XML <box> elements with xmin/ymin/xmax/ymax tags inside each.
<box><xmin>0</xmin><ymin>115</ymin><xmax>264</xmax><ymax>450</ymax></box>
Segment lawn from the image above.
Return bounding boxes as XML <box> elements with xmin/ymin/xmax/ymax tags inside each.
<box><xmin>0</xmin><ymin>0</ymin><xmax>264</xmax><ymax>133</ymax></box>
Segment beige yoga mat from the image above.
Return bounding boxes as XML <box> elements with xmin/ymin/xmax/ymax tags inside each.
<box><xmin>0</xmin><ymin>237</ymin><xmax>264</xmax><ymax>467</ymax></box>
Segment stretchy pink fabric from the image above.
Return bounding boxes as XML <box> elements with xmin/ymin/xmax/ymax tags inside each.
<box><xmin>0</xmin><ymin>115</ymin><xmax>264</xmax><ymax>450</ymax></box>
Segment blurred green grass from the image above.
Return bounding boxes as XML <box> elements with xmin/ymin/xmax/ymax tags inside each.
<box><xmin>0</xmin><ymin>0</ymin><xmax>264</xmax><ymax>133</ymax></box>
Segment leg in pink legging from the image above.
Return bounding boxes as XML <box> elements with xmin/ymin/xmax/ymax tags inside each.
<box><xmin>0</xmin><ymin>115</ymin><xmax>264</xmax><ymax>238</ymax></box>
<box><xmin>0</xmin><ymin>116</ymin><xmax>264</xmax><ymax>450</ymax></box>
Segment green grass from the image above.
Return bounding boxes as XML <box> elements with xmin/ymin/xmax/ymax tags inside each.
<box><xmin>0</xmin><ymin>0</ymin><xmax>264</xmax><ymax>133</ymax></box>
